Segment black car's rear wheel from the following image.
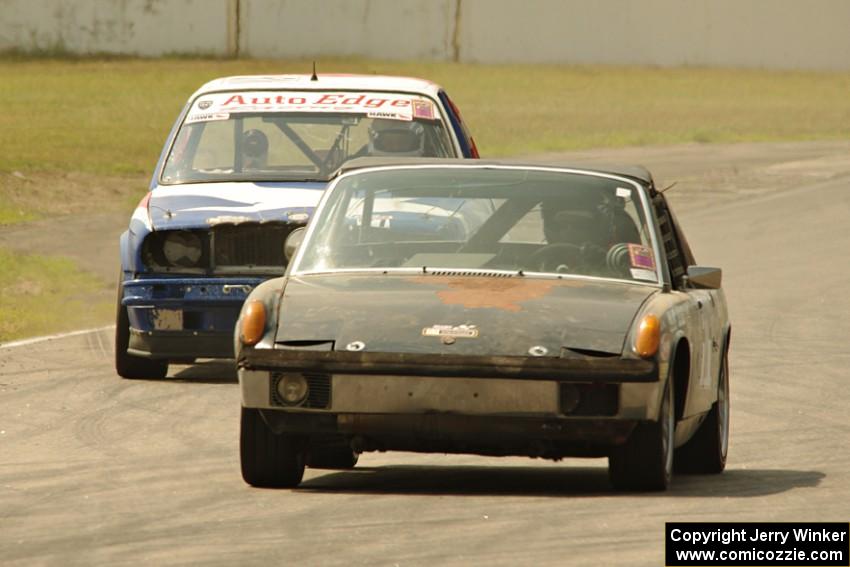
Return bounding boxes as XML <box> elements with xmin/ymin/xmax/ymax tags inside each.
<box><xmin>240</xmin><ymin>407</ymin><xmax>306</xmax><ymax>488</ymax></box>
<box><xmin>609</xmin><ymin>378</ymin><xmax>674</xmax><ymax>491</ymax></box>
<box><xmin>674</xmin><ymin>352</ymin><xmax>729</xmax><ymax>474</ymax></box>
<box><xmin>115</xmin><ymin>284</ymin><xmax>168</xmax><ymax>380</ymax></box>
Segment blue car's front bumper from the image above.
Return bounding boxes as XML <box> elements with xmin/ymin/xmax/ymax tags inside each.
<box><xmin>122</xmin><ymin>276</ymin><xmax>264</xmax><ymax>360</ymax></box>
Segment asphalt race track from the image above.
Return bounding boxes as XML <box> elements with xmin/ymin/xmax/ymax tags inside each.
<box><xmin>2</xmin><ymin>143</ymin><xmax>849</xmax><ymax>565</ymax></box>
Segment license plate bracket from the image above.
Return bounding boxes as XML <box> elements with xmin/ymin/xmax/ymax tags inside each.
<box><xmin>152</xmin><ymin>309</ymin><xmax>183</xmax><ymax>331</ymax></box>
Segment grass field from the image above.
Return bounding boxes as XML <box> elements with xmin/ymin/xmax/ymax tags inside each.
<box><xmin>0</xmin><ymin>247</ymin><xmax>113</xmax><ymax>341</ymax></box>
<box><xmin>2</xmin><ymin>57</ymin><xmax>850</xmax><ymax>177</ymax></box>
<box><xmin>0</xmin><ymin>196</ymin><xmax>36</xmax><ymax>224</ymax></box>
<box><xmin>1</xmin><ymin>55</ymin><xmax>850</xmax><ymax>341</ymax></box>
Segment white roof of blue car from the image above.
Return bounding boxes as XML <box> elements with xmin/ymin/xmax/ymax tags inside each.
<box><xmin>192</xmin><ymin>74</ymin><xmax>444</xmax><ymax>99</ymax></box>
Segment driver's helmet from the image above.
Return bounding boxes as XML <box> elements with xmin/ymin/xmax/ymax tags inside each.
<box><xmin>541</xmin><ymin>190</ymin><xmax>607</xmax><ymax>246</ymax></box>
<box><xmin>242</xmin><ymin>129</ymin><xmax>269</xmax><ymax>168</ymax></box>
<box><xmin>368</xmin><ymin>119</ymin><xmax>425</xmax><ymax>156</ymax></box>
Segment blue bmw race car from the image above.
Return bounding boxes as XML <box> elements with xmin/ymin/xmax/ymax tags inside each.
<box><xmin>116</xmin><ymin>74</ymin><xmax>479</xmax><ymax>379</ymax></box>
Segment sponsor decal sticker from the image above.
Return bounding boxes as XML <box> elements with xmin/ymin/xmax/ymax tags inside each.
<box><xmin>185</xmin><ymin>112</ymin><xmax>230</xmax><ymax>124</ymax></box>
<box><xmin>412</xmin><ymin>99</ymin><xmax>435</xmax><ymax>120</ymax></box>
<box><xmin>184</xmin><ymin>91</ymin><xmax>437</xmax><ymax>122</ymax></box>
<box><xmin>628</xmin><ymin>243</ymin><xmax>656</xmax><ymax>270</ymax></box>
<box><xmin>630</xmin><ymin>268</ymin><xmax>658</xmax><ymax>282</ymax></box>
<box><xmin>367</xmin><ymin>110</ymin><xmax>412</xmax><ymax>121</ymax></box>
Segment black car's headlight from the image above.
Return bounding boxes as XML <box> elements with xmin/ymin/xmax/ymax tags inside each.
<box><xmin>274</xmin><ymin>373</ymin><xmax>309</xmax><ymax>406</ymax></box>
<box><xmin>142</xmin><ymin>230</ymin><xmax>208</xmax><ymax>271</ymax></box>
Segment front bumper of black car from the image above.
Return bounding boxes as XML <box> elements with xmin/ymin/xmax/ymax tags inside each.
<box><xmin>238</xmin><ymin>349</ymin><xmax>664</xmax><ymax>457</ymax></box>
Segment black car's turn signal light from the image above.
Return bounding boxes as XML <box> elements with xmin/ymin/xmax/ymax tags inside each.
<box><xmin>241</xmin><ymin>301</ymin><xmax>266</xmax><ymax>346</ymax></box>
<box><xmin>634</xmin><ymin>314</ymin><xmax>661</xmax><ymax>358</ymax></box>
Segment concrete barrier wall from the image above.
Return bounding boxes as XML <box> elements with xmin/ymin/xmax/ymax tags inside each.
<box><xmin>459</xmin><ymin>0</ymin><xmax>850</xmax><ymax>70</ymax></box>
<box><xmin>3</xmin><ymin>0</ymin><xmax>850</xmax><ymax>70</ymax></box>
<box><xmin>239</xmin><ymin>0</ymin><xmax>456</xmax><ymax>61</ymax></box>
<box><xmin>0</xmin><ymin>0</ymin><xmax>233</xmax><ymax>56</ymax></box>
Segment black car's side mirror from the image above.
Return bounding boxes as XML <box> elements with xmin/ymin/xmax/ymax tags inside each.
<box><xmin>685</xmin><ymin>266</ymin><xmax>722</xmax><ymax>289</ymax></box>
<box><xmin>284</xmin><ymin>227</ymin><xmax>306</xmax><ymax>263</ymax></box>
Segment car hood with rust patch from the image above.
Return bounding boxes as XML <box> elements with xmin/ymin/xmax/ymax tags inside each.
<box><xmin>148</xmin><ymin>182</ymin><xmax>327</xmax><ymax>231</ymax></box>
<box><xmin>276</xmin><ymin>273</ymin><xmax>658</xmax><ymax>356</ymax></box>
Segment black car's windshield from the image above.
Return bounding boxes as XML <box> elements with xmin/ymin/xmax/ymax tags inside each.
<box><xmin>160</xmin><ymin>91</ymin><xmax>455</xmax><ymax>185</ymax></box>
<box><xmin>294</xmin><ymin>167</ymin><xmax>661</xmax><ymax>284</ymax></box>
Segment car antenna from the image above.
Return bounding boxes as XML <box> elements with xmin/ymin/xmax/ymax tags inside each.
<box><xmin>148</xmin><ymin>203</ymin><xmax>174</xmax><ymax>219</ymax></box>
<box><xmin>659</xmin><ymin>181</ymin><xmax>678</xmax><ymax>193</ymax></box>
<box><xmin>310</xmin><ymin>61</ymin><xmax>318</xmax><ymax>81</ymax></box>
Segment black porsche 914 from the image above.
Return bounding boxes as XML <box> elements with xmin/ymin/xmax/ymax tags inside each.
<box><xmin>234</xmin><ymin>158</ymin><xmax>731</xmax><ymax>491</ymax></box>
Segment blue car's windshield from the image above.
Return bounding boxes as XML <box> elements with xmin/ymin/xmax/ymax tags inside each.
<box><xmin>160</xmin><ymin>91</ymin><xmax>455</xmax><ymax>185</ymax></box>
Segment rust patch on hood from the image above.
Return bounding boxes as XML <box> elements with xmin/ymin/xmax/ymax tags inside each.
<box><xmin>409</xmin><ymin>276</ymin><xmax>566</xmax><ymax>312</ymax></box>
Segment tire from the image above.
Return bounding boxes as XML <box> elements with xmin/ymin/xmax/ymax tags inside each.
<box><xmin>609</xmin><ymin>377</ymin><xmax>674</xmax><ymax>491</ymax></box>
<box><xmin>115</xmin><ymin>283</ymin><xmax>168</xmax><ymax>380</ymax></box>
<box><xmin>240</xmin><ymin>407</ymin><xmax>306</xmax><ymax>488</ymax></box>
<box><xmin>307</xmin><ymin>444</ymin><xmax>359</xmax><ymax>470</ymax></box>
<box><xmin>674</xmin><ymin>352</ymin><xmax>729</xmax><ymax>474</ymax></box>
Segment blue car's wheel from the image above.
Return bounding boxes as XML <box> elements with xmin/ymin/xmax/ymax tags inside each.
<box><xmin>115</xmin><ymin>283</ymin><xmax>168</xmax><ymax>380</ymax></box>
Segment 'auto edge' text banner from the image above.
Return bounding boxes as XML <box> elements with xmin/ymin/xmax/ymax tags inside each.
<box><xmin>666</xmin><ymin>522</ymin><xmax>848</xmax><ymax>566</ymax></box>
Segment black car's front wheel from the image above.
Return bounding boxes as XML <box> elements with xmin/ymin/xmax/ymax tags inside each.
<box><xmin>240</xmin><ymin>407</ymin><xmax>306</xmax><ymax>488</ymax></box>
<box><xmin>307</xmin><ymin>443</ymin><xmax>359</xmax><ymax>470</ymax></box>
<box><xmin>675</xmin><ymin>351</ymin><xmax>730</xmax><ymax>474</ymax></box>
<box><xmin>609</xmin><ymin>378</ymin><xmax>674</xmax><ymax>491</ymax></box>
<box><xmin>115</xmin><ymin>284</ymin><xmax>168</xmax><ymax>380</ymax></box>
